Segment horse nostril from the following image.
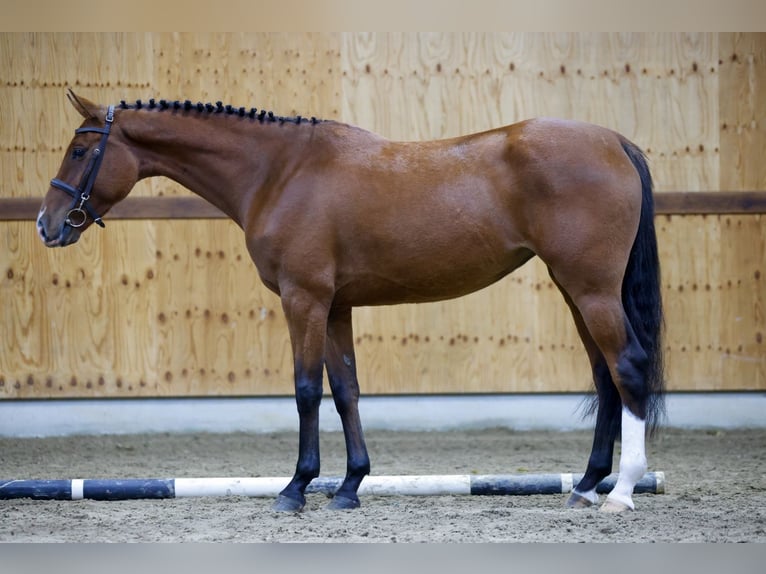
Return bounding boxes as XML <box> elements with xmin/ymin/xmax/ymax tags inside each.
<box><xmin>37</xmin><ymin>218</ymin><xmax>50</xmax><ymax>242</ymax></box>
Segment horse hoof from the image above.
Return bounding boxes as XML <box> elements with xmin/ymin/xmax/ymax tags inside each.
<box><xmin>566</xmin><ymin>492</ymin><xmax>595</xmax><ymax>508</ymax></box>
<box><xmin>600</xmin><ymin>499</ymin><xmax>633</xmax><ymax>513</ymax></box>
<box><xmin>325</xmin><ymin>494</ymin><xmax>361</xmax><ymax>511</ymax></box>
<box><xmin>272</xmin><ymin>494</ymin><xmax>305</xmax><ymax>513</ymax></box>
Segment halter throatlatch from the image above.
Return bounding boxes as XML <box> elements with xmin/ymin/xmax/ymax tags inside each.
<box><xmin>50</xmin><ymin>104</ymin><xmax>115</xmax><ymax>229</ymax></box>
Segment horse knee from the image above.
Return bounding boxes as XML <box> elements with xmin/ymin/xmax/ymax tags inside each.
<box><xmin>295</xmin><ymin>376</ymin><xmax>323</xmax><ymax>415</ymax></box>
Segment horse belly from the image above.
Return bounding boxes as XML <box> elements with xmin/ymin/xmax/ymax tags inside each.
<box><xmin>333</xmin><ymin>236</ymin><xmax>534</xmax><ymax>307</ymax></box>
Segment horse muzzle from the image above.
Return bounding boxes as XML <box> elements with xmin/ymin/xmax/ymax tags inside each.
<box><xmin>36</xmin><ymin>208</ymin><xmax>81</xmax><ymax>247</ymax></box>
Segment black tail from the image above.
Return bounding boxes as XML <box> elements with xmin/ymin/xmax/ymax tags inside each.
<box><xmin>619</xmin><ymin>136</ymin><xmax>666</xmax><ymax>433</ymax></box>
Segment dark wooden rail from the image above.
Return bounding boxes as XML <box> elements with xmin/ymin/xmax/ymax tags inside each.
<box><xmin>3</xmin><ymin>191</ymin><xmax>766</xmax><ymax>221</ymax></box>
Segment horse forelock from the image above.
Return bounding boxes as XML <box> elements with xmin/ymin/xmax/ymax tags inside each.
<box><xmin>117</xmin><ymin>98</ymin><xmax>323</xmax><ymax>125</ymax></box>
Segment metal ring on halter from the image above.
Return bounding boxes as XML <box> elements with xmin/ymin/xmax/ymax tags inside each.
<box><xmin>65</xmin><ymin>207</ymin><xmax>88</xmax><ymax>228</ymax></box>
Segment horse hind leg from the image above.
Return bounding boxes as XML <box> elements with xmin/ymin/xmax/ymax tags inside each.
<box><xmin>551</xmin><ymin>274</ymin><xmax>621</xmax><ymax>509</ymax></box>
<box><xmin>550</xmin><ymin>262</ymin><xmax>650</xmax><ymax>512</ymax></box>
<box><xmin>566</xmin><ymin>364</ymin><xmax>622</xmax><ymax>509</ymax></box>
<box><xmin>600</xmin><ymin>318</ymin><xmax>651</xmax><ymax>512</ymax></box>
<box><xmin>575</xmin><ymin>292</ymin><xmax>650</xmax><ymax>512</ymax></box>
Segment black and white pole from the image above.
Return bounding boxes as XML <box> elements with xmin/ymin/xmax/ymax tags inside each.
<box><xmin>0</xmin><ymin>472</ymin><xmax>664</xmax><ymax>501</ymax></box>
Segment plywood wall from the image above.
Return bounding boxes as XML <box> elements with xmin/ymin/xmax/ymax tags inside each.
<box><xmin>1</xmin><ymin>33</ymin><xmax>764</xmax><ymax>399</ymax></box>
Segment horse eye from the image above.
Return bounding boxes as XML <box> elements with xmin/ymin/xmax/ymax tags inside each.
<box><xmin>71</xmin><ymin>147</ymin><xmax>86</xmax><ymax>159</ymax></box>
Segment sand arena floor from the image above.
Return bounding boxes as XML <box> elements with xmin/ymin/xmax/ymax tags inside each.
<box><xmin>1</xmin><ymin>427</ymin><xmax>765</xmax><ymax>542</ymax></box>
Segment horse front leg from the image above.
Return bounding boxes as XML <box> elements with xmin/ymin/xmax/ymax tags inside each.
<box><xmin>272</xmin><ymin>287</ymin><xmax>330</xmax><ymax>512</ymax></box>
<box><xmin>324</xmin><ymin>306</ymin><xmax>370</xmax><ymax>510</ymax></box>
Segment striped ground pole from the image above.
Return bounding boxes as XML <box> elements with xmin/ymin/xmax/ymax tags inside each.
<box><xmin>0</xmin><ymin>472</ymin><xmax>664</xmax><ymax>501</ymax></box>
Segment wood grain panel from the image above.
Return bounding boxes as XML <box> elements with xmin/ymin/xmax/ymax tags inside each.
<box><xmin>153</xmin><ymin>32</ymin><xmax>340</xmax><ymax>133</ymax></box>
<box><xmin>0</xmin><ymin>34</ymin><xmax>154</xmax><ymax>141</ymax></box>
<box><xmin>717</xmin><ymin>214</ymin><xmax>765</xmax><ymax>390</ymax></box>
<box><xmin>719</xmin><ymin>33</ymin><xmax>766</xmax><ymax>190</ymax></box>
<box><xmin>1</xmin><ymin>220</ymin><xmax>160</xmax><ymax>396</ymax></box>
<box><xmin>0</xmin><ymin>33</ymin><xmax>153</xmax><ymax>92</ymax></box>
<box><xmin>1</xmin><ymin>220</ymin><xmax>295</xmax><ymax>398</ymax></box>
<box><xmin>1</xmin><ymin>33</ymin><xmax>765</xmax><ymax>399</ymax></box>
<box><xmin>658</xmin><ymin>215</ymin><xmax>765</xmax><ymax>390</ymax></box>
<box><xmin>151</xmin><ymin>220</ymin><xmax>293</xmax><ymax>396</ymax></box>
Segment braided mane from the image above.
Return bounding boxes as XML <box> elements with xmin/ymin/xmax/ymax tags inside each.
<box><xmin>118</xmin><ymin>98</ymin><xmax>323</xmax><ymax>125</ymax></box>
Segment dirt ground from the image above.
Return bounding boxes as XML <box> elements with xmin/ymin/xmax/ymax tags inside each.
<box><xmin>1</xmin><ymin>427</ymin><xmax>765</xmax><ymax>542</ymax></box>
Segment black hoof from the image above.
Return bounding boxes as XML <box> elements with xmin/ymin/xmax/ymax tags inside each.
<box><xmin>272</xmin><ymin>494</ymin><xmax>305</xmax><ymax>513</ymax></box>
<box><xmin>325</xmin><ymin>494</ymin><xmax>361</xmax><ymax>510</ymax></box>
<box><xmin>566</xmin><ymin>491</ymin><xmax>595</xmax><ymax>509</ymax></box>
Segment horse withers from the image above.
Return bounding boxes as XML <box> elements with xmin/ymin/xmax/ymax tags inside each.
<box><xmin>38</xmin><ymin>90</ymin><xmax>664</xmax><ymax>513</ymax></box>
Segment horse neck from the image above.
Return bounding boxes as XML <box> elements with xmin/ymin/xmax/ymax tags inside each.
<box><xmin>119</xmin><ymin>109</ymin><xmax>307</xmax><ymax>225</ymax></box>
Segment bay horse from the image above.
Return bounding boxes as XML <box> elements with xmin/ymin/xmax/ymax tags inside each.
<box><xmin>38</xmin><ymin>89</ymin><xmax>664</xmax><ymax>513</ymax></box>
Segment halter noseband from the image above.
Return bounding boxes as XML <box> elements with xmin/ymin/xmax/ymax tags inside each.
<box><xmin>50</xmin><ymin>104</ymin><xmax>115</xmax><ymax>229</ymax></box>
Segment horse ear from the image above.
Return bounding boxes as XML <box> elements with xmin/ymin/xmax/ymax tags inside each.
<box><xmin>66</xmin><ymin>88</ymin><xmax>100</xmax><ymax>120</ymax></box>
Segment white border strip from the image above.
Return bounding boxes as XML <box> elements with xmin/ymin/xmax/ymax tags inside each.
<box><xmin>560</xmin><ymin>473</ymin><xmax>574</xmax><ymax>494</ymax></box>
<box><xmin>0</xmin><ymin>393</ymin><xmax>764</xmax><ymax>438</ymax></box>
<box><xmin>70</xmin><ymin>479</ymin><xmax>84</xmax><ymax>500</ymax></box>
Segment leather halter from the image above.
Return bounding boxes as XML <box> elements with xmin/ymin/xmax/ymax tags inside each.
<box><xmin>50</xmin><ymin>105</ymin><xmax>115</xmax><ymax>229</ymax></box>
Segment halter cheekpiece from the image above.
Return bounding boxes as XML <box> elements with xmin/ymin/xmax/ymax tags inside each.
<box><xmin>50</xmin><ymin>104</ymin><xmax>115</xmax><ymax>229</ymax></box>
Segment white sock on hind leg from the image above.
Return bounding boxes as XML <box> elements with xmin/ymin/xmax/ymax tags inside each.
<box><xmin>606</xmin><ymin>406</ymin><xmax>647</xmax><ymax>510</ymax></box>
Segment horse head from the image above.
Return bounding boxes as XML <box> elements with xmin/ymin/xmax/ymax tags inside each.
<box><xmin>37</xmin><ymin>89</ymin><xmax>139</xmax><ymax>247</ymax></box>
